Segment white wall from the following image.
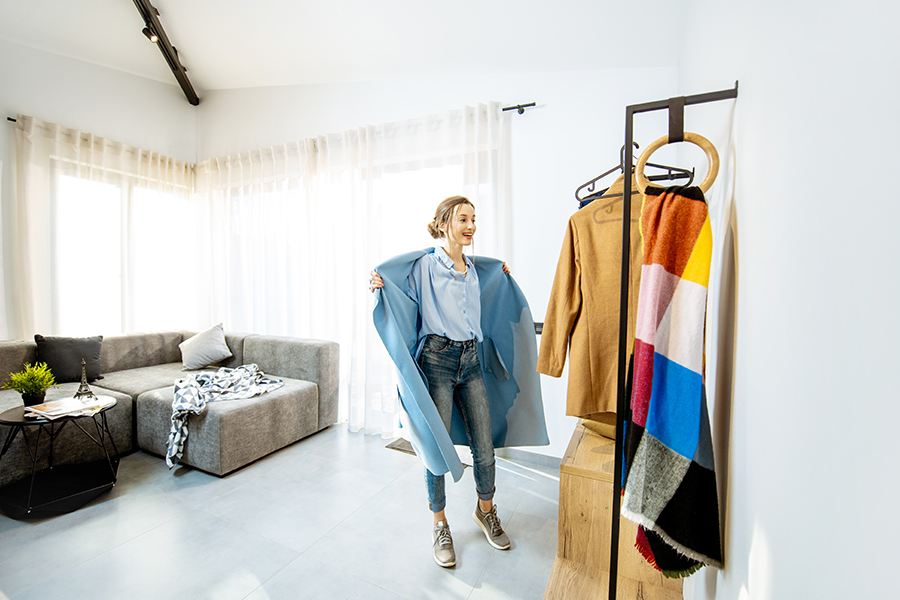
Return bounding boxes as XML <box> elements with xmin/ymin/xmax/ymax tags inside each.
<box><xmin>678</xmin><ymin>2</ymin><xmax>900</xmax><ymax>599</ymax></box>
<box><xmin>0</xmin><ymin>39</ymin><xmax>197</xmax><ymax>162</ymax></box>
<box><xmin>197</xmin><ymin>68</ymin><xmax>680</xmax><ymax>459</ymax></box>
<box><xmin>0</xmin><ymin>39</ymin><xmax>198</xmax><ymax>340</ymax></box>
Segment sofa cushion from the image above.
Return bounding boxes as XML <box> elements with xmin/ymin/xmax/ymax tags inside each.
<box><xmin>100</xmin><ymin>332</ymin><xmax>183</xmax><ymax>374</ymax></box>
<box><xmin>136</xmin><ymin>377</ymin><xmax>319</xmax><ymax>476</ymax></box>
<box><xmin>93</xmin><ymin>363</ymin><xmax>189</xmax><ymax>399</ymax></box>
<box><xmin>179</xmin><ymin>323</ymin><xmax>233</xmax><ymax>370</ymax></box>
<box><xmin>179</xmin><ymin>332</ymin><xmax>252</xmax><ymax>369</ymax></box>
<box><xmin>34</xmin><ymin>334</ymin><xmax>103</xmax><ymax>382</ymax></box>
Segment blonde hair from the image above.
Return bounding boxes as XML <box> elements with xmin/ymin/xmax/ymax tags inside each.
<box><xmin>427</xmin><ymin>195</ymin><xmax>474</xmax><ymax>239</ymax></box>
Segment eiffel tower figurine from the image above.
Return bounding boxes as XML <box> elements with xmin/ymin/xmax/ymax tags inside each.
<box><xmin>73</xmin><ymin>358</ymin><xmax>97</xmax><ymax>402</ymax></box>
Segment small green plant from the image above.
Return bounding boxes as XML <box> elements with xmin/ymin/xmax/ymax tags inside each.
<box><xmin>2</xmin><ymin>362</ymin><xmax>59</xmax><ymax>395</ymax></box>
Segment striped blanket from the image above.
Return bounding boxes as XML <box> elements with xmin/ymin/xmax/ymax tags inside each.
<box><xmin>622</xmin><ymin>185</ymin><xmax>723</xmax><ymax>577</ymax></box>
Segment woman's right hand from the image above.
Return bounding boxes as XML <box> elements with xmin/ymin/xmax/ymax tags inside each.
<box><xmin>369</xmin><ymin>270</ymin><xmax>384</xmax><ymax>293</ymax></box>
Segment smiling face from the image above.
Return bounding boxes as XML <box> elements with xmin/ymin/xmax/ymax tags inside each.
<box><xmin>440</xmin><ymin>202</ymin><xmax>476</xmax><ymax>247</ymax></box>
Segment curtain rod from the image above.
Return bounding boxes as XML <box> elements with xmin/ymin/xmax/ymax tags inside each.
<box><xmin>10</xmin><ymin>103</ymin><xmax>542</xmax><ymax>123</ymax></box>
<box><xmin>11</xmin><ymin>100</ymin><xmax>544</xmax><ymax>123</ymax></box>
<box><xmin>501</xmin><ymin>102</ymin><xmax>536</xmax><ymax>114</ymax></box>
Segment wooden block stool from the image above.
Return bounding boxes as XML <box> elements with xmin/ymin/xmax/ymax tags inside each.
<box><xmin>543</xmin><ymin>421</ymin><xmax>683</xmax><ymax>600</ymax></box>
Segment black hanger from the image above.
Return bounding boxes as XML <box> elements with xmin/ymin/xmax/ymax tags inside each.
<box><xmin>576</xmin><ymin>143</ymin><xmax>695</xmax><ymax>208</ymax></box>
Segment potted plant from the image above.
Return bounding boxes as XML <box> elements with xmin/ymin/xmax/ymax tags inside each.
<box><xmin>2</xmin><ymin>362</ymin><xmax>59</xmax><ymax>406</ymax></box>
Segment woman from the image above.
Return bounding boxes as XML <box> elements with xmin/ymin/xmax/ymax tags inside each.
<box><xmin>370</xmin><ymin>195</ymin><xmax>537</xmax><ymax>569</ymax></box>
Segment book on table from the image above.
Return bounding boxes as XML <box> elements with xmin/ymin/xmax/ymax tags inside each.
<box><xmin>24</xmin><ymin>396</ymin><xmax>116</xmax><ymax>420</ymax></box>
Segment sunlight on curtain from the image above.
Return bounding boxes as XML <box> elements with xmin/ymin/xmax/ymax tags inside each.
<box><xmin>7</xmin><ymin>115</ymin><xmax>195</xmax><ymax>338</ymax></box>
<box><xmin>7</xmin><ymin>105</ymin><xmax>510</xmax><ymax>439</ymax></box>
<box><xmin>54</xmin><ymin>176</ymin><xmax>122</xmax><ymax>334</ymax></box>
<box><xmin>194</xmin><ymin>102</ymin><xmax>512</xmax><ymax>438</ymax></box>
<box><xmin>130</xmin><ymin>186</ymin><xmax>201</xmax><ymax>332</ymax></box>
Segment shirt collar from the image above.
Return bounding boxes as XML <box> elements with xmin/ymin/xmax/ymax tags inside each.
<box><xmin>434</xmin><ymin>246</ymin><xmax>472</xmax><ymax>270</ymax></box>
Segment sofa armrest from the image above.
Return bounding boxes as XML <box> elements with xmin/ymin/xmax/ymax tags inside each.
<box><xmin>242</xmin><ymin>336</ymin><xmax>339</xmax><ymax>431</ymax></box>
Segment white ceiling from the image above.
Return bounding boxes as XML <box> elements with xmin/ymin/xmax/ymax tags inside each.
<box><xmin>0</xmin><ymin>0</ymin><xmax>687</xmax><ymax>94</ymax></box>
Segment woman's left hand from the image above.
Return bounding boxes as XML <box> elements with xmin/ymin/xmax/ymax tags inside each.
<box><xmin>502</xmin><ymin>262</ymin><xmax>510</xmax><ymax>275</ymax></box>
<box><xmin>369</xmin><ymin>270</ymin><xmax>384</xmax><ymax>292</ymax></box>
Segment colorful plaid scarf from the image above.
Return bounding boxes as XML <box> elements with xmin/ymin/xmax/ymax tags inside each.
<box><xmin>622</xmin><ymin>185</ymin><xmax>723</xmax><ymax>577</ymax></box>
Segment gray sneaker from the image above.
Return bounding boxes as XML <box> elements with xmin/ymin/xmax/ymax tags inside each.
<box><xmin>473</xmin><ymin>504</ymin><xmax>511</xmax><ymax>550</ymax></box>
<box><xmin>432</xmin><ymin>520</ymin><xmax>456</xmax><ymax>567</ymax></box>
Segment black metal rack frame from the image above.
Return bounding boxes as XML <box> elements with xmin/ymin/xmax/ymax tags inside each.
<box><xmin>608</xmin><ymin>82</ymin><xmax>738</xmax><ymax>600</ymax></box>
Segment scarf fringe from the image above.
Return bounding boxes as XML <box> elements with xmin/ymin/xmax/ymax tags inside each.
<box><xmin>662</xmin><ymin>562</ymin><xmax>705</xmax><ymax>579</ymax></box>
<box><xmin>621</xmin><ymin>505</ymin><xmax>724</xmax><ymax>572</ymax></box>
<box><xmin>635</xmin><ymin>527</ymin><xmax>704</xmax><ymax>578</ymax></box>
<box><xmin>635</xmin><ymin>527</ymin><xmax>662</xmax><ymax>572</ymax></box>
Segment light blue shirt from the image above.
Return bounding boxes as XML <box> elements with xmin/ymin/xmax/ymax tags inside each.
<box><xmin>408</xmin><ymin>247</ymin><xmax>483</xmax><ymax>344</ymax></box>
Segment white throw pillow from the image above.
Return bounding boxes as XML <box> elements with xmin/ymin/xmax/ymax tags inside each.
<box><xmin>179</xmin><ymin>323</ymin><xmax>233</xmax><ymax>370</ymax></box>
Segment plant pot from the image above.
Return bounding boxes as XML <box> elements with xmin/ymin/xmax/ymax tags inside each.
<box><xmin>21</xmin><ymin>391</ymin><xmax>46</xmax><ymax>407</ymax></box>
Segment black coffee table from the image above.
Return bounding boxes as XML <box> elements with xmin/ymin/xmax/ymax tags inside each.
<box><xmin>0</xmin><ymin>398</ymin><xmax>119</xmax><ymax>519</ymax></box>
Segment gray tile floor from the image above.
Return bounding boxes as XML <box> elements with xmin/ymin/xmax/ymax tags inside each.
<box><xmin>0</xmin><ymin>424</ymin><xmax>561</xmax><ymax>600</ymax></box>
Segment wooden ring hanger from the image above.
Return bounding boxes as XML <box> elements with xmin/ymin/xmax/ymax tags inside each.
<box><xmin>635</xmin><ymin>131</ymin><xmax>719</xmax><ymax>194</ymax></box>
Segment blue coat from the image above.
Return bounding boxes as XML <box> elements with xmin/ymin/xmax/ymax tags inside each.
<box><xmin>373</xmin><ymin>248</ymin><xmax>549</xmax><ymax>482</ymax></box>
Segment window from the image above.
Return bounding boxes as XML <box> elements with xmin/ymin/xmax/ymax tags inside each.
<box><xmin>53</xmin><ymin>175</ymin><xmax>194</xmax><ymax>336</ymax></box>
<box><xmin>54</xmin><ymin>175</ymin><xmax>122</xmax><ymax>335</ymax></box>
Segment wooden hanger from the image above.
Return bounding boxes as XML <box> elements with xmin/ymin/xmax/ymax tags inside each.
<box><xmin>634</xmin><ymin>131</ymin><xmax>719</xmax><ymax>194</ymax></box>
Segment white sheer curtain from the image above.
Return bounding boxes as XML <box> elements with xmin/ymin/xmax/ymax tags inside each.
<box><xmin>6</xmin><ymin>104</ymin><xmax>510</xmax><ymax>438</ymax></box>
<box><xmin>194</xmin><ymin>102</ymin><xmax>511</xmax><ymax>437</ymax></box>
<box><xmin>6</xmin><ymin>115</ymin><xmax>196</xmax><ymax>339</ymax></box>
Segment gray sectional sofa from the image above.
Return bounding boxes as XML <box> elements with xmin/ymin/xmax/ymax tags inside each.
<box><xmin>0</xmin><ymin>331</ymin><xmax>339</xmax><ymax>488</ymax></box>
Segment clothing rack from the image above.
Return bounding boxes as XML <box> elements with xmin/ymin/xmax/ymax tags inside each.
<box><xmin>607</xmin><ymin>82</ymin><xmax>738</xmax><ymax>600</ymax></box>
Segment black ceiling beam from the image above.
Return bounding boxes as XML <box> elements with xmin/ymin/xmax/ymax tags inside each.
<box><xmin>132</xmin><ymin>0</ymin><xmax>199</xmax><ymax>106</ymax></box>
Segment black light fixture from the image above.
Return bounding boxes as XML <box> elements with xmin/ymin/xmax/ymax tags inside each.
<box><xmin>132</xmin><ymin>0</ymin><xmax>199</xmax><ymax>106</ymax></box>
<box><xmin>141</xmin><ymin>26</ymin><xmax>158</xmax><ymax>43</ymax></box>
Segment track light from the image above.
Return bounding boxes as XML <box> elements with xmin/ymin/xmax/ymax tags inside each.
<box><xmin>133</xmin><ymin>0</ymin><xmax>198</xmax><ymax>105</ymax></box>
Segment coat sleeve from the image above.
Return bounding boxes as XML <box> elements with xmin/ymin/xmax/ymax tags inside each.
<box><xmin>537</xmin><ymin>216</ymin><xmax>582</xmax><ymax>377</ymax></box>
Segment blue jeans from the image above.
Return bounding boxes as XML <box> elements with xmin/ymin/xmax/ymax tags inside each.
<box><xmin>417</xmin><ymin>334</ymin><xmax>495</xmax><ymax>513</ymax></box>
